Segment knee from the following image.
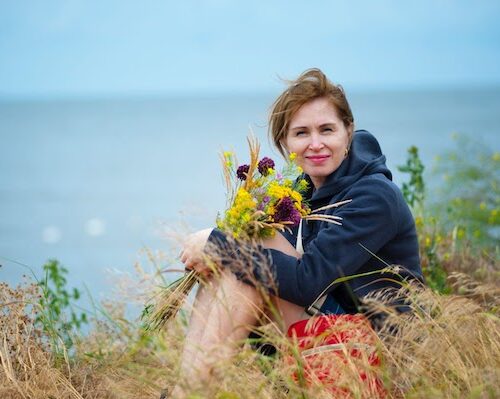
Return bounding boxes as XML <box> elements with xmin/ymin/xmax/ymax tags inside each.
<box><xmin>261</xmin><ymin>232</ymin><xmax>300</xmax><ymax>258</ymax></box>
<box><xmin>210</xmin><ymin>270</ymin><xmax>264</xmax><ymax>309</ymax></box>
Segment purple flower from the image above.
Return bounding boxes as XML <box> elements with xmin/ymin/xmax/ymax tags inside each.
<box><xmin>289</xmin><ymin>208</ymin><xmax>302</xmax><ymax>226</ymax></box>
<box><xmin>274</xmin><ymin>197</ymin><xmax>301</xmax><ymax>226</ymax></box>
<box><xmin>258</xmin><ymin>157</ymin><xmax>275</xmax><ymax>176</ymax></box>
<box><xmin>258</xmin><ymin>195</ymin><xmax>271</xmax><ymax>211</ymax></box>
<box><xmin>237</xmin><ymin>164</ymin><xmax>250</xmax><ymax>180</ymax></box>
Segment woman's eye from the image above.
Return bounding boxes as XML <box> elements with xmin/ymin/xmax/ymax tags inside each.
<box><xmin>322</xmin><ymin>127</ymin><xmax>336</xmax><ymax>134</ymax></box>
<box><xmin>296</xmin><ymin>131</ymin><xmax>306</xmax><ymax>136</ymax></box>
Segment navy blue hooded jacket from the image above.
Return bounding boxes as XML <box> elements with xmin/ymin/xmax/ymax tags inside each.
<box><xmin>208</xmin><ymin>130</ymin><xmax>422</xmax><ymax>312</ymax></box>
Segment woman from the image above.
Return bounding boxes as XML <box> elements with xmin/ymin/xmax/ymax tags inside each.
<box><xmin>174</xmin><ymin>68</ymin><xmax>422</xmax><ymax>395</ymax></box>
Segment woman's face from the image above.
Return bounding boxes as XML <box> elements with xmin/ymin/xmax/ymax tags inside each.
<box><xmin>284</xmin><ymin>97</ymin><xmax>350</xmax><ymax>189</ymax></box>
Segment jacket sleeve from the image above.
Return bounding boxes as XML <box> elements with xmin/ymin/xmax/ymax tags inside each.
<box><xmin>208</xmin><ymin>178</ymin><xmax>400</xmax><ymax>307</ymax></box>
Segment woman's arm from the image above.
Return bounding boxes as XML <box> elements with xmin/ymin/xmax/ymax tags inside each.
<box><xmin>269</xmin><ymin>180</ymin><xmax>400</xmax><ymax>306</ymax></box>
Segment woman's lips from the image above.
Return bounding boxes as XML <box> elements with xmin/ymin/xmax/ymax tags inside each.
<box><xmin>306</xmin><ymin>155</ymin><xmax>330</xmax><ymax>165</ymax></box>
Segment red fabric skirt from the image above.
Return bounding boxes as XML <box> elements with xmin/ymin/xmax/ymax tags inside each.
<box><xmin>286</xmin><ymin>314</ymin><xmax>386</xmax><ymax>398</ymax></box>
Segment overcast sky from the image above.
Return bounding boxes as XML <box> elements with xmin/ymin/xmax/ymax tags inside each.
<box><xmin>1</xmin><ymin>0</ymin><xmax>500</xmax><ymax>98</ymax></box>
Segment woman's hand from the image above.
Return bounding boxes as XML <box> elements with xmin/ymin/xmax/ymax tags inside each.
<box><xmin>179</xmin><ymin>228</ymin><xmax>214</xmax><ymax>276</ymax></box>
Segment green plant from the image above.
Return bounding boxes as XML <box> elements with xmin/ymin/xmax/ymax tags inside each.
<box><xmin>418</xmin><ymin>218</ymin><xmax>451</xmax><ymax>294</ymax></box>
<box><xmin>37</xmin><ymin>259</ymin><xmax>88</xmax><ymax>354</ymax></box>
<box><xmin>398</xmin><ymin>145</ymin><xmax>451</xmax><ymax>293</ymax></box>
<box><xmin>431</xmin><ymin>133</ymin><xmax>499</xmax><ymax>249</ymax></box>
<box><xmin>397</xmin><ymin>145</ymin><xmax>426</xmax><ymax>211</ymax></box>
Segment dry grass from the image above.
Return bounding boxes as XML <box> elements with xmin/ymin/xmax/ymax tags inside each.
<box><xmin>368</xmin><ymin>280</ymin><xmax>500</xmax><ymax>398</ymax></box>
<box><xmin>2</xmin><ymin>259</ymin><xmax>499</xmax><ymax>398</ymax></box>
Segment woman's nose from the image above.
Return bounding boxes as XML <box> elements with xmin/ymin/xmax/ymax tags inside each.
<box><xmin>308</xmin><ymin>133</ymin><xmax>324</xmax><ymax>150</ymax></box>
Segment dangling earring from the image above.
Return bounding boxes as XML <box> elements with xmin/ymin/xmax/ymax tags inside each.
<box><xmin>344</xmin><ymin>148</ymin><xmax>349</xmax><ymax>157</ymax></box>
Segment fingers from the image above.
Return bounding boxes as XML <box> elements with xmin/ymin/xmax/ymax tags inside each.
<box><xmin>185</xmin><ymin>260</ymin><xmax>211</xmax><ymax>277</ymax></box>
<box><xmin>179</xmin><ymin>250</ymin><xmax>194</xmax><ymax>270</ymax></box>
<box><xmin>179</xmin><ymin>250</ymin><xmax>210</xmax><ymax>277</ymax></box>
<box><xmin>179</xmin><ymin>250</ymin><xmax>187</xmax><ymax>264</ymax></box>
<box><xmin>179</xmin><ymin>228</ymin><xmax>215</xmax><ymax>275</ymax></box>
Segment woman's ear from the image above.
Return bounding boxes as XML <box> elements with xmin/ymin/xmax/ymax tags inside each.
<box><xmin>350</xmin><ymin>123</ymin><xmax>355</xmax><ymax>137</ymax></box>
<box><xmin>347</xmin><ymin>123</ymin><xmax>354</xmax><ymax>149</ymax></box>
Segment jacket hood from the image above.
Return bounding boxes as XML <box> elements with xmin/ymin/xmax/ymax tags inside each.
<box><xmin>309</xmin><ymin>130</ymin><xmax>392</xmax><ymax>202</ymax></box>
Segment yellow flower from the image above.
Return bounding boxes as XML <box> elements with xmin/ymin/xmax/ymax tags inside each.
<box><xmin>479</xmin><ymin>202</ymin><xmax>487</xmax><ymax>211</ymax></box>
<box><xmin>488</xmin><ymin>208</ymin><xmax>499</xmax><ymax>224</ymax></box>
<box><xmin>294</xmin><ymin>201</ymin><xmax>310</xmax><ymax>216</ymax></box>
<box><xmin>223</xmin><ymin>188</ymin><xmax>257</xmax><ymax>232</ymax></box>
<box><xmin>227</xmin><ymin>208</ymin><xmax>238</xmax><ymax>219</ymax></box>
<box><xmin>235</xmin><ymin>187</ymin><xmax>255</xmax><ymax>206</ymax></box>
<box><xmin>297</xmin><ymin>166</ymin><xmax>303</xmax><ymax>174</ymax></box>
<box><xmin>425</xmin><ymin>236</ymin><xmax>432</xmax><ymax>247</ymax></box>
<box><xmin>268</xmin><ymin>182</ymin><xmax>287</xmax><ymax>199</ymax></box>
<box><xmin>298</xmin><ymin>179</ymin><xmax>309</xmax><ymax>191</ymax></box>
<box><xmin>415</xmin><ymin>216</ymin><xmax>423</xmax><ymax>228</ymax></box>
<box><xmin>289</xmin><ymin>152</ymin><xmax>297</xmax><ymax>161</ymax></box>
<box><xmin>223</xmin><ymin>151</ymin><xmax>234</xmax><ymax>168</ymax></box>
<box><xmin>493</xmin><ymin>152</ymin><xmax>500</xmax><ymax>162</ymax></box>
<box><xmin>290</xmin><ymin>190</ymin><xmax>302</xmax><ymax>203</ymax></box>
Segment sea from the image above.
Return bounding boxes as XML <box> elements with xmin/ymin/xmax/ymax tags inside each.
<box><xmin>1</xmin><ymin>88</ymin><xmax>499</xmax><ymax>304</ymax></box>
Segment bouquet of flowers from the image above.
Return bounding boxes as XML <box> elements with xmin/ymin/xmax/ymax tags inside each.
<box><xmin>216</xmin><ymin>137</ymin><xmax>311</xmax><ymax>240</ymax></box>
<box><xmin>143</xmin><ymin>137</ymin><xmax>348</xmax><ymax>330</ymax></box>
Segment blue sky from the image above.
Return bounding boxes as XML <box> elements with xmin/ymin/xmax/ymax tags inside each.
<box><xmin>1</xmin><ymin>0</ymin><xmax>500</xmax><ymax>98</ymax></box>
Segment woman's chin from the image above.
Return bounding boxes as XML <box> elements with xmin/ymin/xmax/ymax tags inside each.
<box><xmin>306</xmin><ymin>168</ymin><xmax>335</xmax><ymax>180</ymax></box>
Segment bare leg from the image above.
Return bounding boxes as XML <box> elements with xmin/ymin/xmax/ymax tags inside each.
<box><xmin>172</xmin><ymin>233</ymin><xmax>308</xmax><ymax>396</ymax></box>
<box><xmin>172</xmin><ymin>270</ymin><xmax>263</xmax><ymax>396</ymax></box>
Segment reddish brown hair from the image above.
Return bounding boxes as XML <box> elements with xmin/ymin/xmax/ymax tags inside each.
<box><xmin>269</xmin><ymin>68</ymin><xmax>354</xmax><ymax>157</ymax></box>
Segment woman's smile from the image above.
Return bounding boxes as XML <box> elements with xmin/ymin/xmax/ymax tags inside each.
<box><xmin>305</xmin><ymin>154</ymin><xmax>331</xmax><ymax>165</ymax></box>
